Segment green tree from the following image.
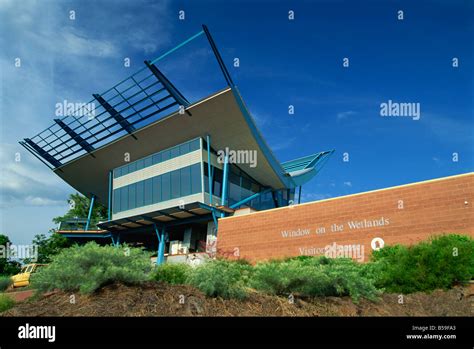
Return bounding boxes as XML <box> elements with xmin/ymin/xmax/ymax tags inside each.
<box><xmin>30</xmin><ymin>232</ymin><xmax>73</xmax><ymax>264</ymax></box>
<box><xmin>53</xmin><ymin>193</ymin><xmax>107</xmax><ymax>229</ymax></box>
<box><xmin>0</xmin><ymin>235</ymin><xmax>21</xmax><ymax>275</ymax></box>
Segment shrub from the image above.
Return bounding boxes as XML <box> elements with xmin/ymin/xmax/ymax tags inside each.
<box><xmin>0</xmin><ymin>294</ymin><xmax>14</xmax><ymax>313</ymax></box>
<box><xmin>31</xmin><ymin>242</ymin><xmax>152</xmax><ymax>294</ymax></box>
<box><xmin>186</xmin><ymin>259</ymin><xmax>252</xmax><ymax>299</ymax></box>
<box><xmin>0</xmin><ymin>276</ymin><xmax>12</xmax><ymax>292</ymax></box>
<box><xmin>250</xmin><ymin>256</ymin><xmax>380</xmax><ymax>302</ymax></box>
<box><xmin>152</xmin><ymin>263</ymin><xmax>191</xmax><ymax>284</ymax></box>
<box><xmin>371</xmin><ymin>234</ymin><xmax>474</xmax><ymax>293</ymax></box>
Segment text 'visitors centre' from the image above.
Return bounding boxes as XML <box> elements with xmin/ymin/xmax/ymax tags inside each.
<box><xmin>20</xmin><ymin>26</ymin><xmax>333</xmax><ymax>264</ymax></box>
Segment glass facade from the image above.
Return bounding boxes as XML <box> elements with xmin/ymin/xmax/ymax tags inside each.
<box><xmin>113</xmin><ymin>138</ymin><xmax>201</xmax><ymax>179</ymax></box>
<box><xmin>113</xmin><ymin>163</ymin><xmax>202</xmax><ymax>213</ymax></box>
<box><xmin>204</xmin><ymin>163</ymin><xmax>295</xmax><ymax>210</ymax></box>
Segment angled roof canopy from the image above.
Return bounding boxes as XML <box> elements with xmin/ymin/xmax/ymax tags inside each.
<box><xmin>282</xmin><ymin>151</ymin><xmax>334</xmax><ymax>187</ymax></box>
<box><xmin>20</xmin><ymin>25</ymin><xmax>334</xmax><ymax>205</ymax></box>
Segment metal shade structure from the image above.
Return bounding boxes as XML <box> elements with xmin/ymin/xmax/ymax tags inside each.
<box><xmin>282</xmin><ymin>150</ymin><xmax>334</xmax><ymax>187</ymax></box>
<box><xmin>20</xmin><ymin>25</ymin><xmax>334</xmax><ymax>208</ymax></box>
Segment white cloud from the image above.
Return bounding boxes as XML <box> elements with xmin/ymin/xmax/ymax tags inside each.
<box><xmin>337</xmin><ymin>110</ymin><xmax>356</xmax><ymax>120</ymax></box>
<box><xmin>0</xmin><ymin>143</ymin><xmax>70</xmax><ymax>208</ymax></box>
<box><xmin>343</xmin><ymin>181</ymin><xmax>352</xmax><ymax>187</ymax></box>
<box><xmin>301</xmin><ymin>192</ymin><xmax>332</xmax><ymax>202</ymax></box>
<box><xmin>60</xmin><ymin>30</ymin><xmax>117</xmax><ymax>58</ymax></box>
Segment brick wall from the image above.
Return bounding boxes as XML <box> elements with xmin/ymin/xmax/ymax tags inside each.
<box><xmin>217</xmin><ymin>173</ymin><xmax>474</xmax><ymax>262</ymax></box>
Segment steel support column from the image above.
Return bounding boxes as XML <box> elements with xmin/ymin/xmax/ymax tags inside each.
<box><xmin>206</xmin><ymin>135</ymin><xmax>218</xmax><ymax>228</ymax></box>
<box><xmin>154</xmin><ymin>224</ymin><xmax>166</xmax><ymax>265</ymax></box>
<box><xmin>108</xmin><ymin>171</ymin><xmax>112</xmax><ymax>221</ymax></box>
<box><xmin>206</xmin><ymin>135</ymin><xmax>213</xmax><ymax>205</ymax></box>
<box><xmin>220</xmin><ymin>154</ymin><xmax>229</xmax><ymax>217</ymax></box>
<box><xmin>298</xmin><ymin>186</ymin><xmax>302</xmax><ymax>204</ymax></box>
<box><xmin>85</xmin><ymin>194</ymin><xmax>96</xmax><ymax>231</ymax></box>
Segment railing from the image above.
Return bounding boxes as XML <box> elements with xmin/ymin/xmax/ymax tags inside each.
<box><xmin>57</xmin><ymin>218</ymin><xmax>102</xmax><ymax>231</ymax></box>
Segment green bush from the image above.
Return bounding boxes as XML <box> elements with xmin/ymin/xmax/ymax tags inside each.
<box><xmin>0</xmin><ymin>276</ymin><xmax>12</xmax><ymax>292</ymax></box>
<box><xmin>0</xmin><ymin>294</ymin><xmax>14</xmax><ymax>313</ymax></box>
<box><xmin>371</xmin><ymin>234</ymin><xmax>474</xmax><ymax>293</ymax></box>
<box><xmin>186</xmin><ymin>259</ymin><xmax>252</xmax><ymax>299</ymax></box>
<box><xmin>250</xmin><ymin>256</ymin><xmax>379</xmax><ymax>302</ymax></box>
<box><xmin>31</xmin><ymin>242</ymin><xmax>152</xmax><ymax>294</ymax></box>
<box><xmin>152</xmin><ymin>263</ymin><xmax>191</xmax><ymax>284</ymax></box>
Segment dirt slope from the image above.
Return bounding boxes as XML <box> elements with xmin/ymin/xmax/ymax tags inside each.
<box><xmin>3</xmin><ymin>283</ymin><xmax>473</xmax><ymax>317</ymax></box>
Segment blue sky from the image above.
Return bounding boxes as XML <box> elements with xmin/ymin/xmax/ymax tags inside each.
<box><xmin>1</xmin><ymin>0</ymin><xmax>473</xmax><ymax>244</ymax></box>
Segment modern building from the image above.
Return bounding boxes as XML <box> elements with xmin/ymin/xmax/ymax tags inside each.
<box><xmin>20</xmin><ymin>26</ymin><xmax>333</xmax><ymax>264</ymax></box>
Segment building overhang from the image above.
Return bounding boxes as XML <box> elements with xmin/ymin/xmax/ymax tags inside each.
<box><xmin>97</xmin><ymin>201</ymin><xmax>224</xmax><ymax>231</ymax></box>
<box><xmin>52</xmin><ymin>88</ymin><xmax>292</xmax><ymax>204</ymax></box>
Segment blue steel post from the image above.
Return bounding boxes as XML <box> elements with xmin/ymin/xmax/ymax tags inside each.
<box><xmin>108</xmin><ymin>171</ymin><xmax>112</xmax><ymax>221</ymax></box>
<box><xmin>220</xmin><ymin>154</ymin><xmax>229</xmax><ymax>217</ymax></box>
<box><xmin>85</xmin><ymin>194</ymin><xmax>96</xmax><ymax>231</ymax></box>
<box><xmin>298</xmin><ymin>186</ymin><xmax>302</xmax><ymax>204</ymax></box>
<box><xmin>206</xmin><ymin>135</ymin><xmax>213</xmax><ymax>205</ymax></box>
<box><xmin>206</xmin><ymin>135</ymin><xmax>219</xmax><ymax>228</ymax></box>
<box><xmin>155</xmin><ymin>224</ymin><xmax>165</xmax><ymax>265</ymax></box>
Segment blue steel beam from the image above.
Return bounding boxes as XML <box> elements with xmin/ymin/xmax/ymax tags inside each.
<box><xmin>23</xmin><ymin>138</ymin><xmax>62</xmax><ymax>168</ymax></box>
<box><xmin>202</xmin><ymin>25</ymin><xmax>234</xmax><ymax>87</ymax></box>
<box><xmin>54</xmin><ymin>119</ymin><xmax>95</xmax><ymax>154</ymax></box>
<box><xmin>229</xmin><ymin>188</ymin><xmax>272</xmax><ymax>209</ymax></box>
<box><xmin>144</xmin><ymin>60</ymin><xmax>189</xmax><ymax>108</ymax></box>
<box><xmin>85</xmin><ymin>194</ymin><xmax>96</xmax><ymax>231</ymax></box>
<box><xmin>150</xmin><ymin>30</ymin><xmax>205</xmax><ymax>65</ymax></box>
<box><xmin>93</xmin><ymin>94</ymin><xmax>137</xmax><ymax>139</ymax></box>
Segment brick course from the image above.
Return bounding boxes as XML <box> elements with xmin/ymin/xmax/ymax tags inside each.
<box><xmin>217</xmin><ymin>173</ymin><xmax>474</xmax><ymax>262</ymax></box>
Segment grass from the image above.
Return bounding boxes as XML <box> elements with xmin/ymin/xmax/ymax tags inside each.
<box><xmin>0</xmin><ymin>294</ymin><xmax>15</xmax><ymax>313</ymax></box>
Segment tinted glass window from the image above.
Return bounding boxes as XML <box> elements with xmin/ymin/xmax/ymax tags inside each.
<box><xmin>171</xmin><ymin>169</ymin><xmax>180</xmax><ymax>199</ymax></box>
<box><xmin>144</xmin><ymin>156</ymin><xmax>153</xmax><ymax>168</ymax></box>
<box><xmin>170</xmin><ymin>146</ymin><xmax>180</xmax><ymax>159</ymax></box>
<box><xmin>161</xmin><ymin>150</ymin><xmax>170</xmax><ymax>161</ymax></box>
<box><xmin>136</xmin><ymin>181</ymin><xmax>144</xmax><ymax>207</ymax></box>
<box><xmin>229</xmin><ymin>182</ymin><xmax>241</xmax><ymax>204</ymax></box>
<box><xmin>120</xmin><ymin>186</ymin><xmax>128</xmax><ymax>211</ymax></box>
<box><xmin>128</xmin><ymin>162</ymin><xmax>136</xmax><ymax>173</ymax></box>
<box><xmin>144</xmin><ymin>178</ymin><xmax>153</xmax><ymax>206</ymax></box>
<box><xmin>181</xmin><ymin>167</ymin><xmax>191</xmax><ymax>196</ymax></box>
<box><xmin>136</xmin><ymin>159</ymin><xmax>144</xmax><ymax>171</ymax></box>
<box><xmin>113</xmin><ymin>188</ymin><xmax>120</xmax><ymax>213</ymax></box>
<box><xmin>121</xmin><ymin>165</ymin><xmax>129</xmax><ymax>176</ymax></box>
<box><xmin>189</xmin><ymin>138</ymin><xmax>200</xmax><ymax>151</ymax></box>
<box><xmin>190</xmin><ymin>163</ymin><xmax>202</xmax><ymax>193</ymax></box>
<box><xmin>114</xmin><ymin>168</ymin><xmax>122</xmax><ymax>178</ymax></box>
<box><xmin>128</xmin><ymin>184</ymin><xmax>136</xmax><ymax>210</ymax></box>
<box><xmin>152</xmin><ymin>153</ymin><xmax>161</xmax><ymax>165</ymax></box>
<box><xmin>153</xmin><ymin>176</ymin><xmax>161</xmax><ymax>203</ymax></box>
<box><xmin>179</xmin><ymin>142</ymin><xmax>190</xmax><ymax>155</ymax></box>
<box><xmin>161</xmin><ymin>173</ymin><xmax>170</xmax><ymax>201</ymax></box>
